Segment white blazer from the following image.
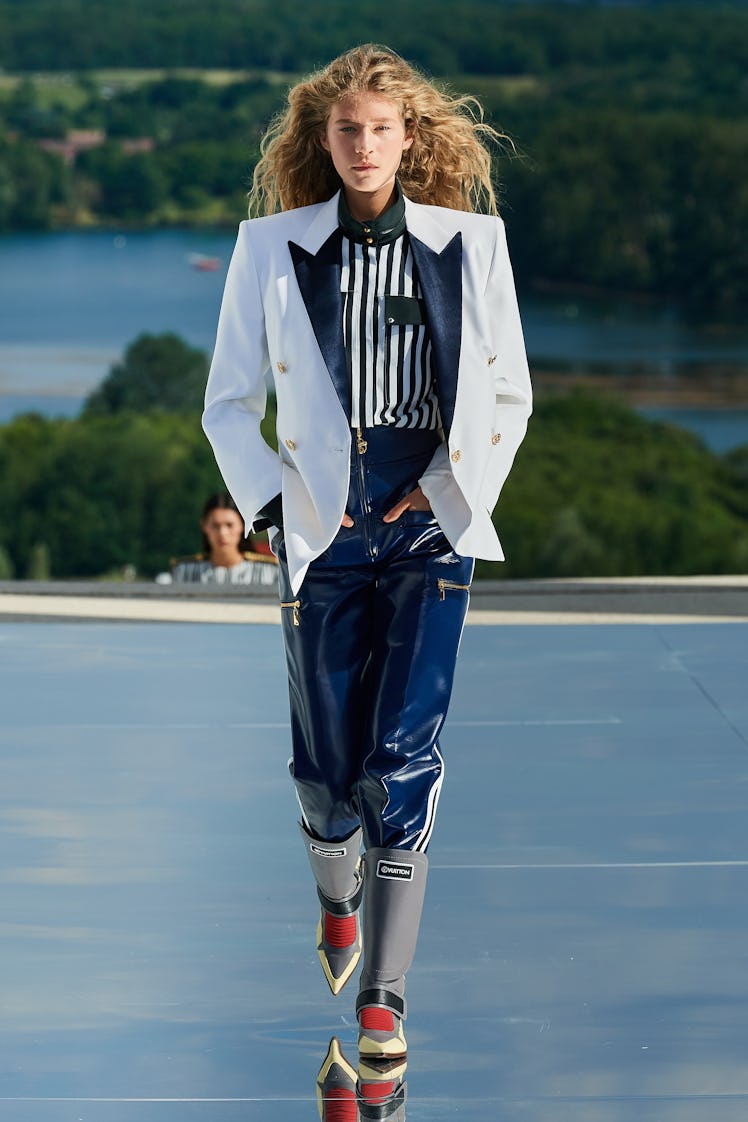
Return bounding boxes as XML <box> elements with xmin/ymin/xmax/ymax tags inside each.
<box><xmin>202</xmin><ymin>191</ymin><xmax>532</xmax><ymax>595</ymax></box>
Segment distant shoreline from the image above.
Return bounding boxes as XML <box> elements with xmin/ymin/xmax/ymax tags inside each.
<box><xmin>533</xmin><ymin>365</ymin><xmax>748</xmax><ymax>408</ymax></box>
<box><xmin>2</xmin><ymin>364</ymin><xmax>746</xmax><ymax>410</ymax></box>
<box><xmin>0</xmin><ymin>226</ymin><xmax>745</xmax><ymax>334</ymax></box>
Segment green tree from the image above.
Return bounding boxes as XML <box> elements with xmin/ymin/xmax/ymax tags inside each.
<box><xmin>0</xmin><ymin>412</ymin><xmax>224</xmax><ymax>577</ymax></box>
<box><xmin>26</xmin><ymin>541</ymin><xmax>51</xmax><ymax>580</ymax></box>
<box><xmin>0</xmin><ymin>140</ymin><xmax>62</xmax><ymax>229</ymax></box>
<box><xmin>480</xmin><ymin>391</ymin><xmax>748</xmax><ymax>580</ymax></box>
<box><xmin>106</xmin><ymin>152</ymin><xmax>168</xmax><ymax>219</ymax></box>
<box><xmin>83</xmin><ymin>333</ymin><xmax>209</xmax><ymax>416</ymax></box>
<box><xmin>537</xmin><ymin>507</ymin><xmax>607</xmax><ymax>577</ymax></box>
<box><xmin>0</xmin><ymin>545</ymin><xmax>14</xmax><ymax>580</ymax></box>
<box><xmin>0</xmin><ymin>391</ymin><xmax>744</xmax><ymax>580</ymax></box>
<box><xmin>78</xmin><ymin>145</ymin><xmax>168</xmax><ymax>219</ymax></box>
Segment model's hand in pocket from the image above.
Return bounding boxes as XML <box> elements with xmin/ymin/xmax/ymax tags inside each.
<box><xmin>383</xmin><ymin>486</ymin><xmax>432</xmax><ymax>523</ymax></box>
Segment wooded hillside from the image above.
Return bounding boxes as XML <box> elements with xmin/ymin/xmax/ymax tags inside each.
<box><xmin>1</xmin><ymin>1</ymin><xmax>746</xmax><ymax>316</ymax></box>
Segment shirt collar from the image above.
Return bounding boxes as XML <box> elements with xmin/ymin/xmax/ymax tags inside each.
<box><xmin>338</xmin><ymin>181</ymin><xmax>406</xmax><ymax>246</ymax></box>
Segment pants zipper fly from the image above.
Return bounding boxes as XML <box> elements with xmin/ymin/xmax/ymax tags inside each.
<box><xmin>355</xmin><ymin>427</ymin><xmax>376</xmax><ymax>560</ymax></box>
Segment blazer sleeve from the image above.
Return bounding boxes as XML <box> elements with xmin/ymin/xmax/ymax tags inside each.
<box><xmin>419</xmin><ymin>217</ymin><xmax>532</xmax><ymax>517</ymax></box>
<box><xmin>202</xmin><ymin>223</ymin><xmax>283</xmax><ymax>532</ymax></box>
<box><xmin>480</xmin><ymin>217</ymin><xmax>532</xmax><ymax>514</ymax></box>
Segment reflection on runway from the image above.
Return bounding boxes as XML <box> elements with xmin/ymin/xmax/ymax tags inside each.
<box><xmin>316</xmin><ymin>1037</ymin><xmax>407</xmax><ymax>1121</ymax></box>
<box><xmin>2</xmin><ymin>622</ymin><xmax>748</xmax><ymax>1120</ymax></box>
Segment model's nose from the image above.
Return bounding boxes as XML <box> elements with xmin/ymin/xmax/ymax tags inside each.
<box><xmin>356</xmin><ymin>130</ymin><xmax>373</xmax><ymax>154</ymax></box>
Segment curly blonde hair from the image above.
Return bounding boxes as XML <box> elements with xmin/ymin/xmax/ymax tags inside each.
<box><xmin>250</xmin><ymin>44</ymin><xmax>505</xmax><ymax>216</ymax></box>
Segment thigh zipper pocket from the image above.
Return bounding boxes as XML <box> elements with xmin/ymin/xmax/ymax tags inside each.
<box><xmin>281</xmin><ymin>599</ymin><xmax>301</xmax><ymax>626</ymax></box>
<box><xmin>437</xmin><ymin>579</ymin><xmax>471</xmax><ymax>601</ymax></box>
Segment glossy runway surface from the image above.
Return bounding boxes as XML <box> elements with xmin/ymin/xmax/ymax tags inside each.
<box><xmin>1</xmin><ymin>621</ymin><xmax>747</xmax><ymax>1120</ymax></box>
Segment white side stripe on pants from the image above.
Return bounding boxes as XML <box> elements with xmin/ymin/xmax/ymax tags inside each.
<box><xmin>414</xmin><ymin>744</ymin><xmax>444</xmax><ymax>853</ymax></box>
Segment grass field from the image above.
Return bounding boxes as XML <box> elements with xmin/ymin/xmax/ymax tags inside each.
<box><xmin>0</xmin><ymin>66</ymin><xmax>543</xmax><ymax>104</ymax></box>
<box><xmin>0</xmin><ymin>67</ymin><xmax>292</xmax><ymax>114</ymax></box>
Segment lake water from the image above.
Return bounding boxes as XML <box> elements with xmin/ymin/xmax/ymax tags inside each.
<box><xmin>1</xmin><ymin>228</ymin><xmax>746</xmax><ymax>450</ymax></box>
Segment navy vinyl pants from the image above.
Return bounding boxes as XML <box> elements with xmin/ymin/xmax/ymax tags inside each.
<box><xmin>278</xmin><ymin>426</ymin><xmax>474</xmax><ymax>852</ymax></box>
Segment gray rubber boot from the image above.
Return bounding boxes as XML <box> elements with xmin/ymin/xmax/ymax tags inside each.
<box><xmin>356</xmin><ymin>847</ymin><xmax>428</xmax><ymax>1059</ymax></box>
<box><xmin>301</xmin><ymin>823</ymin><xmax>364</xmax><ymax>995</ymax></box>
<box><xmin>316</xmin><ymin>1036</ymin><xmax>358</xmax><ymax>1121</ymax></box>
<box><xmin>358</xmin><ymin>1083</ymin><xmax>407</xmax><ymax>1122</ymax></box>
<box><xmin>358</xmin><ymin>1055</ymin><xmax>408</xmax><ymax>1122</ymax></box>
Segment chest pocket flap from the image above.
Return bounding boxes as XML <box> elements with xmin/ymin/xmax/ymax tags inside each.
<box><xmin>384</xmin><ymin>294</ymin><xmax>425</xmax><ymax>326</ymax></box>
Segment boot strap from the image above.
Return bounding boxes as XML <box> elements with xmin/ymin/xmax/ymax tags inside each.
<box><xmin>356</xmin><ymin>987</ymin><xmax>406</xmax><ymax>1019</ymax></box>
<box><xmin>358</xmin><ymin>1084</ymin><xmax>406</xmax><ymax>1120</ymax></box>
<box><xmin>317</xmin><ymin>879</ymin><xmax>364</xmax><ymax>916</ymax></box>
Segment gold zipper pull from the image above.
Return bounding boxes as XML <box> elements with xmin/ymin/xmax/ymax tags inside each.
<box><xmin>281</xmin><ymin>599</ymin><xmax>301</xmax><ymax>626</ymax></box>
<box><xmin>438</xmin><ymin>579</ymin><xmax>471</xmax><ymax>601</ymax></box>
<box><xmin>356</xmin><ymin>427</ymin><xmax>368</xmax><ymax>455</ymax></box>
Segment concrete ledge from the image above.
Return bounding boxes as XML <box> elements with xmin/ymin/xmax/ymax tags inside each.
<box><xmin>470</xmin><ymin>574</ymin><xmax>748</xmax><ymax>620</ymax></box>
<box><xmin>0</xmin><ymin>577</ymin><xmax>746</xmax><ymax>624</ymax></box>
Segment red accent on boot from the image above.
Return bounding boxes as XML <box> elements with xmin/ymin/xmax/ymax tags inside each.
<box><xmin>324</xmin><ymin>912</ymin><xmax>357</xmax><ymax>949</ymax></box>
<box><xmin>359</xmin><ymin>1006</ymin><xmax>395</xmax><ymax>1032</ymax></box>
<box><xmin>359</xmin><ymin>1080</ymin><xmax>396</xmax><ymax>1103</ymax></box>
<box><xmin>323</xmin><ymin>1088</ymin><xmax>358</xmax><ymax>1122</ymax></box>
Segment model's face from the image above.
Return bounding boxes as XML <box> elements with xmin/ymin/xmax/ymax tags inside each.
<box><xmin>321</xmin><ymin>92</ymin><xmax>413</xmax><ymax>217</ymax></box>
<box><xmin>201</xmin><ymin>509</ymin><xmax>244</xmax><ymax>553</ymax></box>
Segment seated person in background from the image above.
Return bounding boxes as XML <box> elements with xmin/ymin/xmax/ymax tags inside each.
<box><xmin>169</xmin><ymin>491</ymin><xmax>278</xmax><ymax>586</ymax></box>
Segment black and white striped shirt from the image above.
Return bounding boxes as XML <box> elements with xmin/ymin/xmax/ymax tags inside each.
<box><xmin>341</xmin><ymin>232</ymin><xmax>440</xmax><ymax>430</ymax></box>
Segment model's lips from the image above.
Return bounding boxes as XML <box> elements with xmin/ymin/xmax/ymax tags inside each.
<box><xmin>352</xmin><ymin>163</ymin><xmax>376</xmax><ymax>170</ymax></box>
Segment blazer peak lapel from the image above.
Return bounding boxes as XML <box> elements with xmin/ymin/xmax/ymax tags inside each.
<box><xmin>409</xmin><ymin>231</ymin><xmax>462</xmax><ymax>436</ymax></box>
<box><xmin>289</xmin><ymin>227</ymin><xmax>351</xmax><ymax>422</ymax></box>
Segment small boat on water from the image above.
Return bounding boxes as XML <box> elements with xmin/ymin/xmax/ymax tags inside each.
<box><xmin>187</xmin><ymin>253</ymin><xmax>221</xmax><ymax>272</ymax></box>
